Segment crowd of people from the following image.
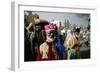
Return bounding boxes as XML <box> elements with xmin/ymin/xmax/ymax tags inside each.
<box><xmin>24</xmin><ymin>13</ymin><xmax>90</xmax><ymax>61</ymax></box>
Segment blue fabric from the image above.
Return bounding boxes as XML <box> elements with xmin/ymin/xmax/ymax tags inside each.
<box><xmin>55</xmin><ymin>36</ymin><xmax>66</xmax><ymax>59</ymax></box>
<box><xmin>70</xmin><ymin>51</ymin><xmax>76</xmax><ymax>59</ymax></box>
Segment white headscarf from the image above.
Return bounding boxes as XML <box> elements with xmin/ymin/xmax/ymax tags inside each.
<box><xmin>66</xmin><ymin>30</ymin><xmax>73</xmax><ymax>41</ymax></box>
<box><xmin>64</xmin><ymin>29</ymin><xmax>73</xmax><ymax>44</ymax></box>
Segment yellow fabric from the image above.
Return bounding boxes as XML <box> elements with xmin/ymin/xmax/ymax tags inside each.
<box><xmin>40</xmin><ymin>42</ymin><xmax>49</xmax><ymax>59</ymax></box>
<box><xmin>66</xmin><ymin>35</ymin><xmax>80</xmax><ymax>59</ymax></box>
<box><xmin>67</xmin><ymin>35</ymin><xmax>79</xmax><ymax>49</ymax></box>
<box><xmin>39</xmin><ymin>42</ymin><xmax>57</xmax><ymax>59</ymax></box>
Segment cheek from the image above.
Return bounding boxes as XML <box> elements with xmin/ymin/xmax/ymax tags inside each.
<box><xmin>47</xmin><ymin>35</ymin><xmax>54</xmax><ymax>42</ymax></box>
<box><xmin>35</xmin><ymin>19</ymin><xmax>40</xmax><ymax>23</ymax></box>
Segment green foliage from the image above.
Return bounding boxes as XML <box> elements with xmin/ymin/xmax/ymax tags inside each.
<box><xmin>64</xmin><ymin>19</ymin><xmax>70</xmax><ymax>29</ymax></box>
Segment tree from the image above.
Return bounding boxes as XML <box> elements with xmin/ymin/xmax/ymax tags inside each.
<box><xmin>64</xmin><ymin>19</ymin><xmax>70</xmax><ymax>29</ymax></box>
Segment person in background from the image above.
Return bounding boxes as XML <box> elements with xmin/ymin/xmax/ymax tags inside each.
<box><xmin>64</xmin><ymin>29</ymin><xmax>73</xmax><ymax>49</ymax></box>
<box><xmin>51</xmin><ymin>20</ymin><xmax>66</xmax><ymax>59</ymax></box>
<box><xmin>24</xmin><ymin>13</ymin><xmax>49</xmax><ymax>61</ymax></box>
<box><xmin>66</xmin><ymin>27</ymin><xmax>81</xmax><ymax>59</ymax></box>
<box><xmin>24</xmin><ymin>18</ymin><xmax>33</xmax><ymax>61</ymax></box>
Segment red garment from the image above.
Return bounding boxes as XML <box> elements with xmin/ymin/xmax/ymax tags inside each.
<box><xmin>37</xmin><ymin>42</ymin><xmax>55</xmax><ymax>61</ymax></box>
<box><xmin>37</xmin><ymin>48</ymin><xmax>42</xmax><ymax>61</ymax></box>
<box><xmin>47</xmin><ymin>42</ymin><xmax>55</xmax><ymax>60</ymax></box>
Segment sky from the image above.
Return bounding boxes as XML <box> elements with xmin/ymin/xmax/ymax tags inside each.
<box><xmin>25</xmin><ymin>11</ymin><xmax>90</xmax><ymax>27</ymax></box>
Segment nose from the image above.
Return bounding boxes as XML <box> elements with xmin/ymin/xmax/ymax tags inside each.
<box><xmin>50</xmin><ymin>33</ymin><xmax>55</xmax><ymax>38</ymax></box>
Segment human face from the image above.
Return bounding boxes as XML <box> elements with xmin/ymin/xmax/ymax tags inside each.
<box><xmin>33</xmin><ymin>18</ymin><xmax>40</xmax><ymax>24</ymax></box>
<box><xmin>46</xmin><ymin>30</ymin><xmax>56</xmax><ymax>42</ymax></box>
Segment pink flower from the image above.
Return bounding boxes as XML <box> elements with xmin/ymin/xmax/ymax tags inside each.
<box><xmin>44</xmin><ymin>23</ymin><xmax>56</xmax><ymax>33</ymax></box>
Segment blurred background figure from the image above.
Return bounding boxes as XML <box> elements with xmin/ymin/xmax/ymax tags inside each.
<box><xmin>66</xmin><ymin>27</ymin><xmax>81</xmax><ymax>59</ymax></box>
<box><xmin>24</xmin><ymin>12</ymin><xmax>49</xmax><ymax>61</ymax></box>
<box><xmin>64</xmin><ymin>29</ymin><xmax>73</xmax><ymax>48</ymax></box>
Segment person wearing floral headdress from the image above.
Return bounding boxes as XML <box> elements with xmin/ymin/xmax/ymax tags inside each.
<box><xmin>37</xmin><ymin>24</ymin><xmax>58</xmax><ymax>60</ymax></box>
